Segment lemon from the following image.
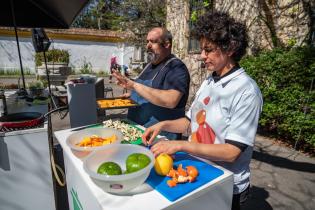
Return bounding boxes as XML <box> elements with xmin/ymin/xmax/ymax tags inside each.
<box><xmin>154</xmin><ymin>154</ymin><xmax>173</xmax><ymax>176</ymax></box>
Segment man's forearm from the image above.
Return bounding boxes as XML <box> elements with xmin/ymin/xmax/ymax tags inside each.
<box><xmin>133</xmin><ymin>82</ymin><xmax>182</xmax><ymax>108</ymax></box>
<box><xmin>160</xmin><ymin>118</ymin><xmax>190</xmax><ymax>134</ymax></box>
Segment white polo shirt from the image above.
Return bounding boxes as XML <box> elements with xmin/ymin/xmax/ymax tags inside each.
<box><xmin>186</xmin><ymin>68</ymin><xmax>263</xmax><ymax>194</ymax></box>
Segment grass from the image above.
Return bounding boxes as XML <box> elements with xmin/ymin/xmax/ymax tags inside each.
<box><xmin>0</xmin><ymin>68</ymin><xmax>35</xmax><ymax>76</ymax></box>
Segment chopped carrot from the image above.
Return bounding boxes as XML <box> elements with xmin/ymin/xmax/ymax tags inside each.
<box><xmin>167</xmin><ymin>179</ymin><xmax>177</xmax><ymax>187</ymax></box>
<box><xmin>76</xmin><ymin>134</ymin><xmax>117</xmax><ymax>147</ymax></box>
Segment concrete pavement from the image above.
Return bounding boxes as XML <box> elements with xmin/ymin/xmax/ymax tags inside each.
<box><xmin>244</xmin><ymin>135</ymin><xmax>315</xmax><ymax>210</ymax></box>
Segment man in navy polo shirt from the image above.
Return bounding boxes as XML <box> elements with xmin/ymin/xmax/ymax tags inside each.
<box><xmin>113</xmin><ymin>27</ymin><xmax>190</xmax><ymax>140</ymax></box>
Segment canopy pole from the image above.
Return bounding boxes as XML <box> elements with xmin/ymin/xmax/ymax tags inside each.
<box><xmin>10</xmin><ymin>0</ymin><xmax>26</xmax><ymax>90</ymax></box>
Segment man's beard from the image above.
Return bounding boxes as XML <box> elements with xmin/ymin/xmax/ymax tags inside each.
<box><xmin>147</xmin><ymin>51</ymin><xmax>160</xmax><ymax>64</ymax></box>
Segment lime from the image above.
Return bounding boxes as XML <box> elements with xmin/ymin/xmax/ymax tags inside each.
<box><xmin>126</xmin><ymin>153</ymin><xmax>151</xmax><ymax>173</ymax></box>
<box><xmin>97</xmin><ymin>161</ymin><xmax>122</xmax><ymax>175</ymax></box>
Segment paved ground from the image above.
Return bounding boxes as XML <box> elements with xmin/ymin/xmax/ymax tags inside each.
<box><xmin>3</xmin><ymin>76</ymin><xmax>315</xmax><ymax>209</ymax></box>
<box><xmin>244</xmin><ymin>136</ymin><xmax>315</xmax><ymax>210</ymax></box>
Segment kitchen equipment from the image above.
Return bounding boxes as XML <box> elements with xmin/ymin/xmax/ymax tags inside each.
<box><xmin>83</xmin><ymin>144</ymin><xmax>154</xmax><ymax>194</ymax></box>
<box><xmin>0</xmin><ymin>120</ymin><xmax>55</xmax><ymax>210</ymax></box>
<box><xmin>97</xmin><ymin>97</ymin><xmax>139</xmax><ymax>110</ymax></box>
<box><xmin>0</xmin><ymin>89</ymin><xmax>8</xmax><ymax>117</ymax></box>
<box><xmin>67</xmin><ymin>83</ymin><xmax>98</xmax><ymax>128</ymax></box>
<box><xmin>0</xmin><ymin>105</ymin><xmax>68</xmax><ymax>132</ymax></box>
<box><xmin>0</xmin><ymin>112</ymin><xmax>44</xmax><ymax>132</ymax></box>
<box><xmin>146</xmin><ymin>152</ymin><xmax>224</xmax><ymax>201</ymax></box>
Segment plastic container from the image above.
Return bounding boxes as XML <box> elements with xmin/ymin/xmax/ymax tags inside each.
<box><xmin>83</xmin><ymin>144</ymin><xmax>155</xmax><ymax>194</ymax></box>
<box><xmin>66</xmin><ymin>127</ymin><xmax>123</xmax><ymax>152</ymax></box>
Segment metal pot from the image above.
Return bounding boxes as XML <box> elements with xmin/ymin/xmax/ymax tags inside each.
<box><xmin>0</xmin><ymin>106</ymin><xmax>68</xmax><ymax>131</ymax></box>
<box><xmin>0</xmin><ymin>112</ymin><xmax>44</xmax><ymax>129</ymax></box>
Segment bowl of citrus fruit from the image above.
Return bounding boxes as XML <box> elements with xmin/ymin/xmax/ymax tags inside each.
<box><xmin>66</xmin><ymin>127</ymin><xmax>123</xmax><ymax>153</ymax></box>
<box><xmin>83</xmin><ymin>144</ymin><xmax>155</xmax><ymax>194</ymax></box>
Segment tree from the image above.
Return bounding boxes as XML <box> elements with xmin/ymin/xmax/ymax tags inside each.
<box><xmin>120</xmin><ymin>0</ymin><xmax>166</xmax><ymax>46</ymax></box>
<box><xmin>72</xmin><ymin>0</ymin><xmax>166</xmax><ymax>46</ymax></box>
<box><xmin>72</xmin><ymin>0</ymin><xmax>124</xmax><ymax>30</ymax></box>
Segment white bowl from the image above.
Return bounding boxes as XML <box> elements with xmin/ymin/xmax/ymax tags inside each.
<box><xmin>66</xmin><ymin>127</ymin><xmax>123</xmax><ymax>152</ymax></box>
<box><xmin>83</xmin><ymin>144</ymin><xmax>155</xmax><ymax>194</ymax></box>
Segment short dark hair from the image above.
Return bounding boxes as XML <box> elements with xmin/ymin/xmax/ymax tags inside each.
<box><xmin>161</xmin><ymin>28</ymin><xmax>172</xmax><ymax>46</ymax></box>
<box><xmin>150</xmin><ymin>27</ymin><xmax>173</xmax><ymax>47</ymax></box>
<box><xmin>194</xmin><ymin>11</ymin><xmax>248</xmax><ymax>62</ymax></box>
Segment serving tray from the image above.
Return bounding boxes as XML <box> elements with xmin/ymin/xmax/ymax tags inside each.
<box><xmin>97</xmin><ymin>97</ymin><xmax>139</xmax><ymax>110</ymax></box>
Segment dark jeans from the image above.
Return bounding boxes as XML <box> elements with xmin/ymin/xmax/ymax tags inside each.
<box><xmin>231</xmin><ymin>185</ymin><xmax>250</xmax><ymax>210</ymax></box>
<box><xmin>109</xmin><ymin>68</ymin><xmax>114</xmax><ymax>81</ymax></box>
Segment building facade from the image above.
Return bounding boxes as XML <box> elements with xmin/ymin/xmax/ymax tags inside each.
<box><xmin>0</xmin><ymin>28</ymin><xmax>134</xmax><ymax>74</ymax></box>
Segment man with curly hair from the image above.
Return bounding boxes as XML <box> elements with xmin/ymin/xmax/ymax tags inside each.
<box><xmin>142</xmin><ymin>11</ymin><xmax>263</xmax><ymax>210</ymax></box>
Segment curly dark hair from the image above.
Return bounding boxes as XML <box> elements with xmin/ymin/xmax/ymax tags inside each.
<box><xmin>194</xmin><ymin>11</ymin><xmax>248</xmax><ymax>62</ymax></box>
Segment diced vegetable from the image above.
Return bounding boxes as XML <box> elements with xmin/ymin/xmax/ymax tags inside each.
<box><xmin>76</xmin><ymin>134</ymin><xmax>117</xmax><ymax>147</ymax></box>
<box><xmin>103</xmin><ymin>120</ymin><xmax>142</xmax><ymax>142</ymax></box>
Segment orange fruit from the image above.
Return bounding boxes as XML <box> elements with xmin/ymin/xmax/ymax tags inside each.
<box><xmin>154</xmin><ymin>154</ymin><xmax>173</xmax><ymax>176</ymax></box>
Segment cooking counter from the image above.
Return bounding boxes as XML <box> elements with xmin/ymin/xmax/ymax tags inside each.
<box><xmin>54</xmin><ymin>126</ymin><xmax>233</xmax><ymax>210</ymax></box>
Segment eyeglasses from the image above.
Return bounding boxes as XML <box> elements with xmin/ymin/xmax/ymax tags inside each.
<box><xmin>201</xmin><ymin>47</ymin><xmax>218</xmax><ymax>55</ymax></box>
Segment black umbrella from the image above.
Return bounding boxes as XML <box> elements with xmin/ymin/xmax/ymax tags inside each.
<box><xmin>0</xmin><ymin>1</ymin><xmax>92</xmax><ymax>200</ymax></box>
<box><xmin>1</xmin><ymin>0</ymin><xmax>90</xmax><ymax>28</ymax></box>
<box><xmin>0</xmin><ymin>0</ymin><xmax>91</xmax><ymax>91</ymax></box>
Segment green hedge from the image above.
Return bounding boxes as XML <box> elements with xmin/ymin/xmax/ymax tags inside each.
<box><xmin>35</xmin><ymin>49</ymin><xmax>70</xmax><ymax>66</ymax></box>
<box><xmin>240</xmin><ymin>47</ymin><xmax>315</xmax><ymax>150</ymax></box>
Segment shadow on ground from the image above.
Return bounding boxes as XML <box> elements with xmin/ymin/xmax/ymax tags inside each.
<box><xmin>243</xmin><ymin>186</ymin><xmax>273</xmax><ymax>210</ymax></box>
<box><xmin>252</xmin><ymin>150</ymin><xmax>315</xmax><ymax>173</ymax></box>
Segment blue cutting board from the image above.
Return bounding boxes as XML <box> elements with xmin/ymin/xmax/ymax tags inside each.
<box><xmin>146</xmin><ymin>152</ymin><xmax>224</xmax><ymax>202</ymax></box>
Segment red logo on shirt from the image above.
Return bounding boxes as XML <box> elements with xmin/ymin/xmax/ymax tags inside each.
<box><xmin>203</xmin><ymin>96</ymin><xmax>210</xmax><ymax>105</ymax></box>
<box><xmin>191</xmin><ymin>109</ymin><xmax>215</xmax><ymax>144</ymax></box>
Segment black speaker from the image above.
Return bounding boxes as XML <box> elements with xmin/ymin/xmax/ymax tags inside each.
<box><xmin>31</xmin><ymin>28</ymin><xmax>51</xmax><ymax>53</ymax></box>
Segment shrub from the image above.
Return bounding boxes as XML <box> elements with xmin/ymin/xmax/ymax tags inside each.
<box><xmin>35</xmin><ymin>49</ymin><xmax>70</xmax><ymax>66</ymax></box>
<box><xmin>0</xmin><ymin>83</ymin><xmax>19</xmax><ymax>89</ymax></box>
<box><xmin>79</xmin><ymin>58</ymin><xmax>93</xmax><ymax>74</ymax></box>
<box><xmin>240</xmin><ymin>46</ymin><xmax>315</xmax><ymax>150</ymax></box>
<box><xmin>27</xmin><ymin>81</ymin><xmax>44</xmax><ymax>89</ymax></box>
<box><xmin>97</xmin><ymin>71</ymin><xmax>109</xmax><ymax>76</ymax></box>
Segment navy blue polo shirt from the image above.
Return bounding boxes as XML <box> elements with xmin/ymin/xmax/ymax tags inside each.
<box><xmin>138</xmin><ymin>54</ymin><xmax>190</xmax><ymax>109</ymax></box>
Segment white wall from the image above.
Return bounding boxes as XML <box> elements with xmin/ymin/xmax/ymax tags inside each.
<box><xmin>0</xmin><ymin>35</ymin><xmax>134</xmax><ymax>73</ymax></box>
<box><xmin>0</xmin><ymin>36</ymin><xmax>35</xmax><ymax>71</ymax></box>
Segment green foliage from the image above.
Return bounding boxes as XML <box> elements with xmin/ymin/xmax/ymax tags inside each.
<box><xmin>72</xmin><ymin>0</ymin><xmax>166</xmax><ymax>46</ymax></box>
<box><xmin>97</xmin><ymin>71</ymin><xmax>109</xmax><ymax>76</ymax></box>
<box><xmin>27</xmin><ymin>80</ymin><xmax>44</xmax><ymax>89</ymax></box>
<box><xmin>287</xmin><ymin>38</ymin><xmax>297</xmax><ymax>47</ymax></box>
<box><xmin>191</xmin><ymin>11</ymin><xmax>198</xmax><ymax>22</ymax></box>
<box><xmin>79</xmin><ymin>58</ymin><xmax>93</xmax><ymax>74</ymax></box>
<box><xmin>72</xmin><ymin>0</ymin><xmax>124</xmax><ymax>30</ymax></box>
<box><xmin>203</xmin><ymin>0</ymin><xmax>210</xmax><ymax>7</ymax></box>
<box><xmin>240</xmin><ymin>47</ymin><xmax>315</xmax><ymax>149</ymax></box>
<box><xmin>190</xmin><ymin>0</ymin><xmax>212</xmax><ymax>22</ymax></box>
<box><xmin>35</xmin><ymin>49</ymin><xmax>70</xmax><ymax>66</ymax></box>
<box><xmin>116</xmin><ymin>0</ymin><xmax>166</xmax><ymax>46</ymax></box>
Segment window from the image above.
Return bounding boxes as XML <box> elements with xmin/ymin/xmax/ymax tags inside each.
<box><xmin>188</xmin><ymin>0</ymin><xmax>213</xmax><ymax>53</ymax></box>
